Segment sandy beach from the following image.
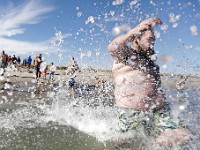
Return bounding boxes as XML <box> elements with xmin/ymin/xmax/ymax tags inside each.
<box><xmin>1</xmin><ymin>67</ymin><xmax>200</xmax><ymax>90</ymax></box>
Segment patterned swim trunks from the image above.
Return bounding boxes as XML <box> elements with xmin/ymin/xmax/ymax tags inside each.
<box><xmin>117</xmin><ymin>102</ymin><xmax>185</xmax><ymax>137</ymax></box>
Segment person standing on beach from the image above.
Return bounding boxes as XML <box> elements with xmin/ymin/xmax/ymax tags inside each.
<box><xmin>108</xmin><ymin>18</ymin><xmax>191</xmax><ymax>146</ymax></box>
<box><xmin>49</xmin><ymin>62</ymin><xmax>56</xmax><ymax>81</ymax></box>
<box><xmin>0</xmin><ymin>50</ymin><xmax>7</xmax><ymax>69</ymax></box>
<box><xmin>26</xmin><ymin>55</ymin><xmax>32</xmax><ymax>72</ymax></box>
<box><xmin>0</xmin><ymin>50</ymin><xmax>7</xmax><ymax>75</ymax></box>
<box><xmin>7</xmin><ymin>55</ymin><xmax>12</xmax><ymax>66</ymax></box>
<box><xmin>42</xmin><ymin>65</ymin><xmax>48</xmax><ymax>80</ymax></box>
<box><xmin>5</xmin><ymin>53</ymin><xmax>8</xmax><ymax>67</ymax></box>
<box><xmin>34</xmin><ymin>54</ymin><xmax>43</xmax><ymax>80</ymax></box>
<box><xmin>16</xmin><ymin>56</ymin><xmax>21</xmax><ymax>71</ymax></box>
<box><xmin>12</xmin><ymin>55</ymin><xmax>17</xmax><ymax>68</ymax></box>
<box><xmin>66</xmin><ymin>57</ymin><xmax>79</xmax><ymax>75</ymax></box>
<box><xmin>17</xmin><ymin>56</ymin><xmax>21</xmax><ymax>65</ymax></box>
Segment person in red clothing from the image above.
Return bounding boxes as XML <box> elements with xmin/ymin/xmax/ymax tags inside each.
<box><xmin>41</xmin><ymin>65</ymin><xmax>48</xmax><ymax>80</ymax></box>
<box><xmin>7</xmin><ymin>55</ymin><xmax>12</xmax><ymax>66</ymax></box>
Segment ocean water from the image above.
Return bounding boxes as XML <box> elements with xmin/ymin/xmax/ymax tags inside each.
<box><xmin>0</xmin><ymin>80</ymin><xmax>199</xmax><ymax>150</ymax></box>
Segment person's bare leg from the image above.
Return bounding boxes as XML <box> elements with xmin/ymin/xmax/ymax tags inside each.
<box><xmin>155</xmin><ymin>128</ymin><xmax>191</xmax><ymax>146</ymax></box>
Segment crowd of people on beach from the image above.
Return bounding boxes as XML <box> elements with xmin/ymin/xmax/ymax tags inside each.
<box><xmin>0</xmin><ymin>50</ymin><xmax>21</xmax><ymax>69</ymax></box>
<box><xmin>0</xmin><ymin>50</ymin><xmax>79</xmax><ymax>88</ymax></box>
<box><xmin>1</xmin><ymin>50</ymin><xmax>78</xmax><ymax>74</ymax></box>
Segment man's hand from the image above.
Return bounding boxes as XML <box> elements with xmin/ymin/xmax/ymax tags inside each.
<box><xmin>153</xmin><ymin>17</ymin><xmax>163</xmax><ymax>26</ymax></box>
<box><xmin>143</xmin><ymin>17</ymin><xmax>163</xmax><ymax>27</ymax></box>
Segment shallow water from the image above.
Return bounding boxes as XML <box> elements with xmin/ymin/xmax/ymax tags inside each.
<box><xmin>0</xmin><ymin>81</ymin><xmax>200</xmax><ymax>150</ymax></box>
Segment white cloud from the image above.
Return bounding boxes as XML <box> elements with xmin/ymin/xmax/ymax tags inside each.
<box><xmin>0</xmin><ymin>0</ymin><xmax>57</xmax><ymax>55</ymax></box>
<box><xmin>0</xmin><ymin>0</ymin><xmax>54</xmax><ymax>37</ymax></box>
<box><xmin>0</xmin><ymin>38</ymin><xmax>57</xmax><ymax>55</ymax></box>
<box><xmin>0</xmin><ymin>30</ymin><xmax>72</xmax><ymax>56</ymax></box>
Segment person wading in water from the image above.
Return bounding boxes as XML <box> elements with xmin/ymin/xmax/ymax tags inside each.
<box><xmin>108</xmin><ymin>17</ymin><xmax>191</xmax><ymax>146</ymax></box>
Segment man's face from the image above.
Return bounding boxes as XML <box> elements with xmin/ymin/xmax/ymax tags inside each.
<box><xmin>139</xmin><ymin>30</ymin><xmax>155</xmax><ymax>50</ymax></box>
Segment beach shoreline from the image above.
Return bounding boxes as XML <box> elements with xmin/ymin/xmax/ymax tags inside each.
<box><xmin>1</xmin><ymin>67</ymin><xmax>200</xmax><ymax>90</ymax></box>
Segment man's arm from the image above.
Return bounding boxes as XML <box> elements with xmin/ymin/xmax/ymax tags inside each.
<box><xmin>125</xmin><ymin>18</ymin><xmax>162</xmax><ymax>40</ymax></box>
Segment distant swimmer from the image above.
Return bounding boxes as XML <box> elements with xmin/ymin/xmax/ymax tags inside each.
<box><xmin>108</xmin><ymin>18</ymin><xmax>191</xmax><ymax>146</ymax></box>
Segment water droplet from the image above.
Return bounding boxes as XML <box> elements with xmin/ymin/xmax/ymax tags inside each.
<box><xmin>162</xmin><ymin>64</ymin><xmax>167</xmax><ymax>69</ymax></box>
<box><xmin>155</xmin><ymin>30</ymin><xmax>160</xmax><ymax>38</ymax></box>
<box><xmin>110</xmin><ymin>11</ymin><xmax>115</xmax><ymax>16</ymax></box>
<box><xmin>190</xmin><ymin>25</ymin><xmax>198</xmax><ymax>36</ymax></box>
<box><xmin>160</xmin><ymin>24</ymin><xmax>168</xmax><ymax>31</ymax></box>
<box><xmin>85</xmin><ymin>16</ymin><xmax>95</xmax><ymax>24</ymax></box>
<box><xmin>179</xmin><ymin>105</ymin><xmax>185</xmax><ymax>110</ymax></box>
<box><xmin>112</xmin><ymin>0</ymin><xmax>124</xmax><ymax>6</ymax></box>
<box><xmin>77</xmin><ymin>11</ymin><xmax>82</xmax><ymax>17</ymax></box>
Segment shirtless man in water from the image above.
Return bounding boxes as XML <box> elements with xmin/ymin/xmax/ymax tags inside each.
<box><xmin>108</xmin><ymin>18</ymin><xmax>191</xmax><ymax>146</ymax></box>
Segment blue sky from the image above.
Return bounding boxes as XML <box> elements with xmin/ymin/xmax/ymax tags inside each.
<box><xmin>0</xmin><ymin>0</ymin><xmax>200</xmax><ymax>75</ymax></box>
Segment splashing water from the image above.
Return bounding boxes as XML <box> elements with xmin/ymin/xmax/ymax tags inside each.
<box><xmin>0</xmin><ymin>0</ymin><xmax>200</xmax><ymax>149</ymax></box>
<box><xmin>112</xmin><ymin>24</ymin><xmax>131</xmax><ymax>36</ymax></box>
<box><xmin>51</xmin><ymin>31</ymin><xmax>65</xmax><ymax>47</ymax></box>
<box><xmin>112</xmin><ymin>0</ymin><xmax>124</xmax><ymax>6</ymax></box>
<box><xmin>160</xmin><ymin>24</ymin><xmax>168</xmax><ymax>31</ymax></box>
<box><xmin>1</xmin><ymin>70</ymin><xmax>200</xmax><ymax>149</ymax></box>
<box><xmin>85</xmin><ymin>16</ymin><xmax>95</xmax><ymax>24</ymax></box>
